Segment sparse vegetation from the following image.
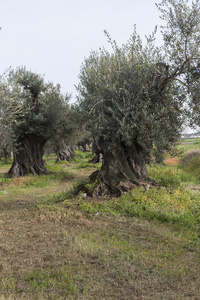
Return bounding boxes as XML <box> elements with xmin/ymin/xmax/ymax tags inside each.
<box><xmin>0</xmin><ymin>145</ymin><xmax>200</xmax><ymax>299</ymax></box>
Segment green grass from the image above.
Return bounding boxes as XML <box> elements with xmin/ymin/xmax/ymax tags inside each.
<box><xmin>0</xmin><ymin>157</ymin><xmax>13</xmax><ymax>166</ymax></box>
<box><xmin>180</xmin><ymin>138</ymin><xmax>200</xmax><ymax>143</ymax></box>
<box><xmin>77</xmin><ymin>187</ymin><xmax>200</xmax><ymax>232</ymax></box>
<box><xmin>72</xmin><ymin>149</ymin><xmax>94</xmax><ymax>162</ymax></box>
<box><xmin>0</xmin><ymin>147</ymin><xmax>200</xmax><ymax>299</ymax></box>
<box><xmin>37</xmin><ymin>191</ymin><xmax>71</xmax><ymax>206</ymax></box>
<box><xmin>77</xmin><ymin>161</ymin><xmax>101</xmax><ymax>169</ymax></box>
<box><xmin>147</xmin><ymin>164</ymin><xmax>198</xmax><ymax>186</ymax></box>
<box><xmin>180</xmin><ymin>154</ymin><xmax>200</xmax><ymax>180</ymax></box>
<box><xmin>0</xmin><ymin>163</ymin><xmax>72</xmax><ymax>187</ymax></box>
<box><xmin>38</xmin><ymin>151</ymin><xmax>200</xmax><ymax>236</ymax></box>
<box><xmin>25</xmin><ymin>268</ymin><xmax>77</xmax><ymax>298</ymax></box>
<box><xmin>177</xmin><ymin>139</ymin><xmax>200</xmax><ymax>152</ymax></box>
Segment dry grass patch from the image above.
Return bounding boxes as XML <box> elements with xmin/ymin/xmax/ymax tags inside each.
<box><xmin>1</xmin><ymin>204</ymin><xmax>199</xmax><ymax>299</ymax></box>
<box><xmin>164</xmin><ymin>157</ymin><xmax>180</xmax><ymax>166</ymax></box>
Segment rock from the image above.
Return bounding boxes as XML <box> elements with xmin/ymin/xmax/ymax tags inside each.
<box><xmin>95</xmin><ymin>212</ymin><xmax>101</xmax><ymax>216</ymax></box>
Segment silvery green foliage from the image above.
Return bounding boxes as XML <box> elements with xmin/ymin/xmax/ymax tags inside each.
<box><xmin>77</xmin><ymin>0</ymin><xmax>200</xmax><ymax>155</ymax></box>
<box><xmin>0</xmin><ymin>67</ymin><xmax>67</xmax><ymax>148</ymax></box>
<box><xmin>156</xmin><ymin>0</ymin><xmax>200</xmax><ymax>129</ymax></box>
<box><xmin>77</xmin><ymin>30</ymin><xmax>181</xmax><ymax>155</ymax></box>
<box><xmin>48</xmin><ymin>103</ymin><xmax>86</xmax><ymax>154</ymax></box>
<box><xmin>157</xmin><ymin>0</ymin><xmax>200</xmax><ymax>67</ymax></box>
<box><xmin>157</xmin><ymin>0</ymin><xmax>200</xmax><ymax>101</ymax></box>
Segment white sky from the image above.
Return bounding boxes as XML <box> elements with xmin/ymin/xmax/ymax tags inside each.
<box><xmin>0</xmin><ymin>0</ymin><xmax>162</xmax><ymax>102</ymax></box>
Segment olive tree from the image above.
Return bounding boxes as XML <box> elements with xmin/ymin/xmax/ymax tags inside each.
<box><xmin>0</xmin><ymin>119</ymin><xmax>12</xmax><ymax>162</ymax></box>
<box><xmin>50</xmin><ymin>104</ymin><xmax>80</xmax><ymax>162</ymax></box>
<box><xmin>76</xmin><ymin>0</ymin><xmax>200</xmax><ymax>196</ymax></box>
<box><xmin>0</xmin><ymin>67</ymin><xmax>68</xmax><ymax>177</ymax></box>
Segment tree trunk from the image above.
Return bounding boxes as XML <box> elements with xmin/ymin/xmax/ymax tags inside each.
<box><xmin>2</xmin><ymin>148</ymin><xmax>11</xmax><ymax>163</ymax></box>
<box><xmin>89</xmin><ymin>140</ymin><xmax>102</xmax><ymax>163</ymax></box>
<box><xmin>78</xmin><ymin>139</ymin><xmax>156</xmax><ymax>197</ymax></box>
<box><xmin>55</xmin><ymin>146</ymin><xmax>75</xmax><ymax>162</ymax></box>
<box><xmin>6</xmin><ymin>135</ymin><xmax>48</xmax><ymax>178</ymax></box>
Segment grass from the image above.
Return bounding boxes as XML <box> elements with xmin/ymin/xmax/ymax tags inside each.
<box><xmin>177</xmin><ymin>139</ymin><xmax>200</xmax><ymax>152</ymax></box>
<box><xmin>25</xmin><ymin>268</ymin><xmax>76</xmax><ymax>298</ymax></box>
<box><xmin>0</xmin><ymin>148</ymin><xmax>200</xmax><ymax>299</ymax></box>
<box><xmin>77</xmin><ymin>187</ymin><xmax>200</xmax><ymax>234</ymax></box>
<box><xmin>72</xmin><ymin>149</ymin><xmax>94</xmax><ymax>162</ymax></box>
<box><xmin>180</xmin><ymin>138</ymin><xmax>200</xmax><ymax>143</ymax></box>
<box><xmin>181</xmin><ymin>153</ymin><xmax>200</xmax><ymax>179</ymax></box>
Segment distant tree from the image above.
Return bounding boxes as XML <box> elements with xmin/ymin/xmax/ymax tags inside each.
<box><xmin>76</xmin><ymin>0</ymin><xmax>200</xmax><ymax>196</ymax></box>
<box><xmin>50</xmin><ymin>104</ymin><xmax>80</xmax><ymax>162</ymax></box>
<box><xmin>77</xmin><ymin>129</ymin><xmax>92</xmax><ymax>152</ymax></box>
<box><xmin>0</xmin><ymin>67</ymin><xmax>68</xmax><ymax>177</ymax></box>
<box><xmin>0</xmin><ymin>123</ymin><xmax>12</xmax><ymax>162</ymax></box>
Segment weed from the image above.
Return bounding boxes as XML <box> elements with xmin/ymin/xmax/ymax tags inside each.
<box><xmin>147</xmin><ymin>164</ymin><xmax>194</xmax><ymax>188</ymax></box>
<box><xmin>65</xmin><ymin>178</ymin><xmax>89</xmax><ymax>197</ymax></box>
<box><xmin>78</xmin><ymin>187</ymin><xmax>200</xmax><ymax>232</ymax></box>
<box><xmin>72</xmin><ymin>150</ymin><xmax>94</xmax><ymax>163</ymax></box>
<box><xmin>25</xmin><ymin>268</ymin><xmax>76</xmax><ymax>297</ymax></box>
<box><xmin>55</xmin><ymin>160</ymin><xmax>70</xmax><ymax>165</ymax></box>
<box><xmin>0</xmin><ymin>272</ymin><xmax>17</xmax><ymax>294</ymax></box>
<box><xmin>77</xmin><ymin>161</ymin><xmax>101</xmax><ymax>169</ymax></box>
<box><xmin>180</xmin><ymin>153</ymin><xmax>200</xmax><ymax>181</ymax></box>
<box><xmin>0</xmin><ymin>158</ymin><xmax>12</xmax><ymax>166</ymax></box>
<box><xmin>37</xmin><ymin>191</ymin><xmax>69</xmax><ymax>206</ymax></box>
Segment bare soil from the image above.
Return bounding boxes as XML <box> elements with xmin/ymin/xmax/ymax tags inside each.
<box><xmin>164</xmin><ymin>157</ymin><xmax>180</xmax><ymax>166</ymax></box>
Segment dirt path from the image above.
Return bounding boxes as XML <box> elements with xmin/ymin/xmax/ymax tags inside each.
<box><xmin>0</xmin><ymin>176</ymin><xmax>82</xmax><ymax>299</ymax></box>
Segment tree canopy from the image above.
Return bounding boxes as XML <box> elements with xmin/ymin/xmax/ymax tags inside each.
<box><xmin>0</xmin><ymin>67</ymin><xmax>66</xmax><ymax>143</ymax></box>
<box><xmin>0</xmin><ymin>67</ymin><xmax>70</xmax><ymax>176</ymax></box>
<box><xmin>76</xmin><ymin>0</ymin><xmax>200</xmax><ymax>195</ymax></box>
<box><xmin>77</xmin><ymin>29</ymin><xmax>184</xmax><ymax>157</ymax></box>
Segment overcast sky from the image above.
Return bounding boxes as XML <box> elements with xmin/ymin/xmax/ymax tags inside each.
<box><xmin>0</xmin><ymin>0</ymin><xmax>163</xmax><ymax>101</ymax></box>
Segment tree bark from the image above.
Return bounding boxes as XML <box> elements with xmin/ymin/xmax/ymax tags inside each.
<box><xmin>89</xmin><ymin>140</ymin><xmax>102</xmax><ymax>163</ymax></box>
<box><xmin>6</xmin><ymin>135</ymin><xmax>48</xmax><ymax>178</ymax></box>
<box><xmin>55</xmin><ymin>145</ymin><xmax>75</xmax><ymax>162</ymax></box>
<box><xmin>78</xmin><ymin>139</ymin><xmax>156</xmax><ymax>197</ymax></box>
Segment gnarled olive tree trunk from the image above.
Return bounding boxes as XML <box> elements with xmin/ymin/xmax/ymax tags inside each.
<box><xmin>7</xmin><ymin>135</ymin><xmax>48</xmax><ymax>178</ymax></box>
<box><xmin>78</xmin><ymin>139</ymin><xmax>156</xmax><ymax>197</ymax></box>
<box><xmin>89</xmin><ymin>140</ymin><xmax>102</xmax><ymax>163</ymax></box>
<box><xmin>55</xmin><ymin>145</ymin><xmax>75</xmax><ymax>162</ymax></box>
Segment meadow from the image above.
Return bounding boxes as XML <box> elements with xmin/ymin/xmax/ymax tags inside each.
<box><xmin>0</xmin><ymin>145</ymin><xmax>199</xmax><ymax>300</ymax></box>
